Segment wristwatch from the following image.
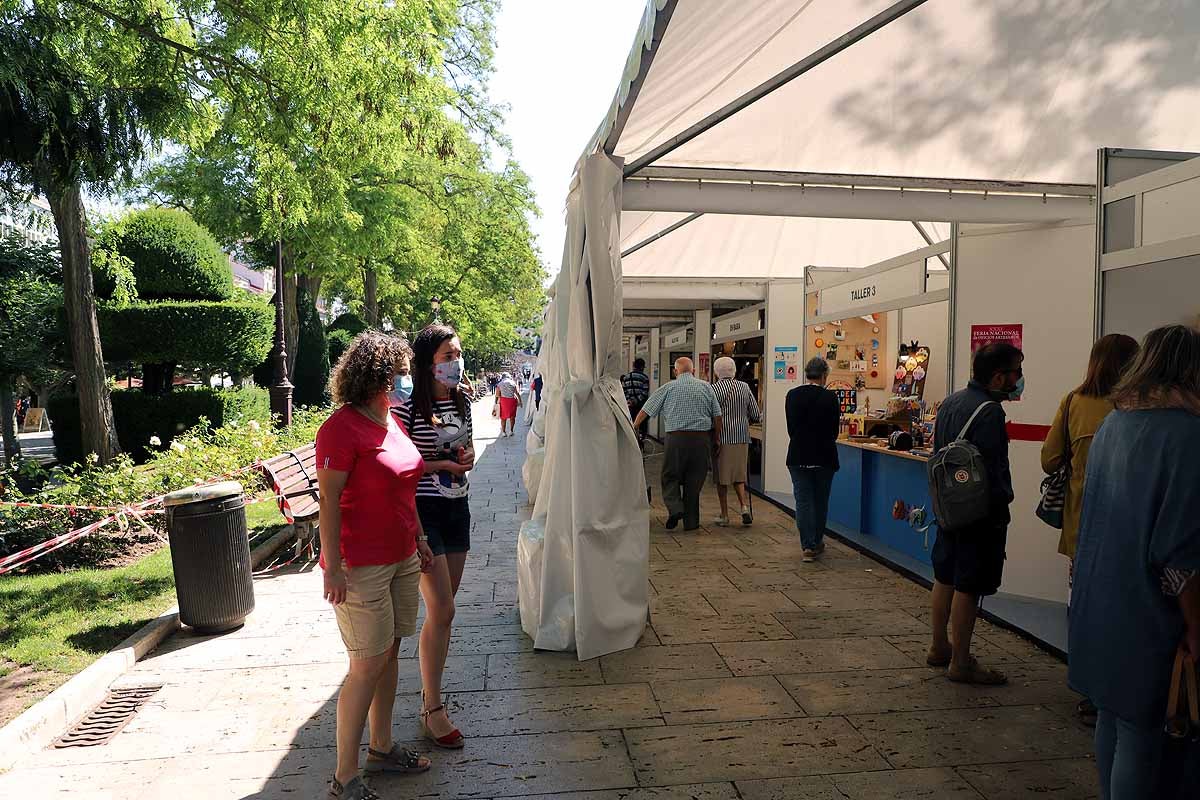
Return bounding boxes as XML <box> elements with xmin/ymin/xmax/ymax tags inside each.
<box><xmin>417</xmin><ymin>535</ymin><xmax>429</xmax><ymax>542</ymax></box>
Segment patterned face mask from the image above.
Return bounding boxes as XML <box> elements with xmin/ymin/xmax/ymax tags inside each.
<box><xmin>434</xmin><ymin>357</ymin><xmax>464</xmax><ymax>388</ymax></box>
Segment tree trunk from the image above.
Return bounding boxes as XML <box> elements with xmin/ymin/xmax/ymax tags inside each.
<box><xmin>297</xmin><ymin>273</ymin><xmax>322</xmax><ymax>303</ymax></box>
<box><xmin>281</xmin><ymin>246</ymin><xmax>299</xmax><ymax>379</ymax></box>
<box><xmin>1</xmin><ymin>378</ymin><xmax>20</xmax><ymax>464</ymax></box>
<box><xmin>363</xmin><ymin>264</ymin><xmax>379</xmax><ymax>327</ymax></box>
<box><xmin>47</xmin><ymin>181</ymin><xmax>121</xmax><ymax>463</ymax></box>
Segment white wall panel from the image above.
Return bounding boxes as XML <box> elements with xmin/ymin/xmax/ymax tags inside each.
<box><xmin>953</xmin><ymin>222</ymin><xmax>1095</xmax><ymax>603</ymax></box>
<box><xmin>764</xmin><ymin>280</ymin><xmax>809</xmax><ymax>496</ymax></box>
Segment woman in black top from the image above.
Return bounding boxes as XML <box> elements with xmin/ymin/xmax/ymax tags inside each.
<box><xmin>784</xmin><ymin>357</ymin><xmax>841</xmax><ymax>562</ymax></box>
<box><xmin>395</xmin><ymin>324</ymin><xmax>474</xmax><ymax>749</ymax></box>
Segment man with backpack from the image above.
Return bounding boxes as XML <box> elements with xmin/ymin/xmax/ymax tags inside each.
<box><xmin>926</xmin><ymin>342</ymin><xmax>1023</xmax><ymax>686</ymax></box>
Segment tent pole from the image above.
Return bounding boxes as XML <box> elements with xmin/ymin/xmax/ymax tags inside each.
<box><xmin>623</xmin><ymin>0</ymin><xmax>930</xmax><ymax>176</ymax></box>
<box><xmin>621</xmin><ymin>212</ymin><xmax>704</xmax><ymax>258</ymax></box>
<box><xmin>911</xmin><ymin>221</ymin><xmax>951</xmax><ymax>269</ymax></box>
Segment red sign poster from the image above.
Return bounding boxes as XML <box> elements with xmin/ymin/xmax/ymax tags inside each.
<box><xmin>698</xmin><ymin>352</ymin><xmax>710</xmax><ymax>381</ymax></box>
<box><xmin>970</xmin><ymin>324</ymin><xmax>1023</xmax><ymax>353</ymax></box>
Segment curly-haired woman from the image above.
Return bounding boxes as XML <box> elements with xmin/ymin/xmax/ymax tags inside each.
<box><xmin>394</xmin><ymin>324</ymin><xmax>474</xmax><ymax>749</ymax></box>
<box><xmin>317</xmin><ymin>331</ymin><xmax>435</xmax><ymax>800</ymax></box>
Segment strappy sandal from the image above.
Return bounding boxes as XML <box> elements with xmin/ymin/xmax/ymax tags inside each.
<box><xmin>926</xmin><ymin>646</ymin><xmax>953</xmax><ymax>668</ymax></box>
<box><xmin>364</xmin><ymin>743</ymin><xmax>432</xmax><ymax>774</ymax></box>
<box><xmin>420</xmin><ymin>704</ymin><xmax>465</xmax><ymax>749</ymax></box>
<box><xmin>947</xmin><ymin>655</ymin><xmax>1008</xmax><ymax>686</ymax></box>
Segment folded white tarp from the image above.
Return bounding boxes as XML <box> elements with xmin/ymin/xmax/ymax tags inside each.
<box><xmin>518</xmin><ymin>153</ymin><xmax>650</xmax><ymax>660</ymax></box>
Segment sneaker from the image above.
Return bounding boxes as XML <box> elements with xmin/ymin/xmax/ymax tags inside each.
<box><xmin>801</xmin><ymin>549</ymin><xmax>816</xmax><ymax>563</ymax></box>
<box><xmin>814</xmin><ymin>541</ymin><xmax>826</xmax><ymax>556</ymax></box>
<box><xmin>713</xmin><ymin>516</ymin><xmax>730</xmax><ymax>527</ymax></box>
<box><xmin>740</xmin><ymin>507</ymin><xmax>752</xmax><ymax>526</ymax></box>
<box><xmin>330</xmin><ymin>776</ymin><xmax>380</xmax><ymax>800</ymax></box>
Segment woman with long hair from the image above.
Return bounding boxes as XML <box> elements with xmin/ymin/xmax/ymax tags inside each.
<box><xmin>1069</xmin><ymin>325</ymin><xmax>1200</xmax><ymax>799</ymax></box>
<box><xmin>393</xmin><ymin>324</ymin><xmax>474</xmax><ymax>749</ymax></box>
<box><xmin>317</xmin><ymin>331</ymin><xmax>435</xmax><ymax>800</ymax></box>
<box><xmin>1041</xmin><ymin>333</ymin><xmax>1138</xmax><ymax>727</ymax></box>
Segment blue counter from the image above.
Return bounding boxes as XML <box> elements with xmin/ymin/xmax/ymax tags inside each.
<box><xmin>829</xmin><ymin>441</ymin><xmax>934</xmax><ymax>566</ymax></box>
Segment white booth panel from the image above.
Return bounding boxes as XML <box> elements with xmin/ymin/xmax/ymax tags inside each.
<box><xmin>899</xmin><ymin>299</ymin><xmax>950</xmax><ymax>405</ymax></box>
<box><xmin>763</xmin><ymin>280</ymin><xmax>808</xmax><ymax>497</ymax></box>
<box><xmin>954</xmin><ymin>221</ymin><xmax>1096</xmax><ymax>603</ymax></box>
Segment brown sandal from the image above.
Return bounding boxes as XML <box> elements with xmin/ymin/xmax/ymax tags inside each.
<box><xmin>947</xmin><ymin>656</ymin><xmax>1008</xmax><ymax>685</ymax></box>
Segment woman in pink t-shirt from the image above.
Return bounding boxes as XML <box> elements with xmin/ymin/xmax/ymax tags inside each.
<box><xmin>316</xmin><ymin>331</ymin><xmax>435</xmax><ymax>800</ymax></box>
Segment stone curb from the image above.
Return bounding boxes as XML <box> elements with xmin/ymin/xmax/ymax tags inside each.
<box><xmin>0</xmin><ymin>525</ymin><xmax>298</xmax><ymax>772</ymax></box>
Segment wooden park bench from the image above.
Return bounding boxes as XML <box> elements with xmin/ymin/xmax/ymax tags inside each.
<box><xmin>258</xmin><ymin>443</ymin><xmax>320</xmax><ymax>550</ymax></box>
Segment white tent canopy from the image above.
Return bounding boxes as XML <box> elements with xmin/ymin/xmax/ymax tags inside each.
<box><xmin>593</xmin><ymin>0</ymin><xmax>1200</xmax><ymax>276</ymax></box>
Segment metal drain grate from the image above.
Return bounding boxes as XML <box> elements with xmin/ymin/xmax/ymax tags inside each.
<box><xmin>55</xmin><ymin>685</ymin><xmax>162</xmax><ymax>748</ymax></box>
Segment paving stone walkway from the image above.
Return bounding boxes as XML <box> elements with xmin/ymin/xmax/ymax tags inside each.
<box><xmin>0</xmin><ymin>401</ymin><xmax>1097</xmax><ymax>799</ymax></box>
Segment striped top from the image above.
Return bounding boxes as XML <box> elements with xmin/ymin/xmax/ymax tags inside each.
<box><xmin>621</xmin><ymin>371</ymin><xmax>650</xmax><ymax>406</ymax></box>
<box><xmin>712</xmin><ymin>378</ymin><xmax>762</xmax><ymax>445</ymax></box>
<box><xmin>393</xmin><ymin>398</ymin><xmax>474</xmax><ymax>499</ymax></box>
<box><xmin>641</xmin><ymin>373</ymin><xmax>722</xmax><ymax>433</ymax></box>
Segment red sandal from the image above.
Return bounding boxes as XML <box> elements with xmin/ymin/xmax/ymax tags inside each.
<box><xmin>420</xmin><ymin>704</ymin><xmax>465</xmax><ymax>749</ymax></box>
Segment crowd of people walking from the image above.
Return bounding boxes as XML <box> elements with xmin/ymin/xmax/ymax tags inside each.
<box><xmin>312</xmin><ymin>320</ymin><xmax>1197</xmax><ymax>800</ymax></box>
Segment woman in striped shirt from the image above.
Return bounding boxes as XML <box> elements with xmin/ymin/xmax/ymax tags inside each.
<box><xmin>394</xmin><ymin>324</ymin><xmax>474</xmax><ymax>750</ymax></box>
<box><xmin>711</xmin><ymin>356</ymin><xmax>761</xmax><ymax>526</ymax></box>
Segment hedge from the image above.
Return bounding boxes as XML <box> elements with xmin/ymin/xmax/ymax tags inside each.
<box><xmin>327</xmin><ymin>313</ymin><xmax>368</xmax><ymax>336</ymax></box>
<box><xmin>292</xmin><ymin>287</ymin><xmax>330</xmax><ymax>406</ymax></box>
<box><xmin>327</xmin><ymin>328</ymin><xmax>353</xmax><ymax>366</ymax></box>
<box><xmin>49</xmin><ymin>386</ymin><xmax>271</xmax><ymax>464</ymax></box>
<box><xmin>97</xmin><ymin>300</ymin><xmax>274</xmax><ymax>371</ymax></box>
<box><xmin>94</xmin><ymin>208</ymin><xmax>232</xmax><ymax>301</ymax></box>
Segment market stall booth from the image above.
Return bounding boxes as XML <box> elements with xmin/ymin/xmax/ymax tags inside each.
<box><xmin>527</xmin><ymin>0</ymin><xmax>1200</xmax><ymax>659</ymax></box>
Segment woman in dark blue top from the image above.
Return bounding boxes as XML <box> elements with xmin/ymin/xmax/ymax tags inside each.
<box><xmin>1069</xmin><ymin>325</ymin><xmax>1200</xmax><ymax>800</ymax></box>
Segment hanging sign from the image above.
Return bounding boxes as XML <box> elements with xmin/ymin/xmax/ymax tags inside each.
<box><xmin>698</xmin><ymin>353</ymin><xmax>710</xmax><ymax>381</ymax></box>
<box><xmin>714</xmin><ymin>308</ymin><xmax>760</xmax><ymax>340</ymax></box>
<box><xmin>664</xmin><ymin>326</ymin><xmax>690</xmax><ymax>348</ymax></box>
<box><xmin>970</xmin><ymin>324</ymin><xmax>1023</xmax><ymax>353</ymax></box>
<box><xmin>816</xmin><ymin>259</ymin><xmax>925</xmax><ymax>318</ymax></box>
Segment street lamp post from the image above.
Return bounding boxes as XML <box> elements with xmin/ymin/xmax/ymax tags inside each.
<box><xmin>269</xmin><ymin>239</ymin><xmax>293</xmax><ymax>428</ymax></box>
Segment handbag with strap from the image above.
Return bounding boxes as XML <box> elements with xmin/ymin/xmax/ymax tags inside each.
<box><xmin>1036</xmin><ymin>392</ymin><xmax>1073</xmax><ymax>529</ymax></box>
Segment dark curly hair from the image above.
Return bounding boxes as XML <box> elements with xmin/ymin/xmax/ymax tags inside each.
<box><xmin>330</xmin><ymin>330</ymin><xmax>412</xmax><ymax>406</ymax></box>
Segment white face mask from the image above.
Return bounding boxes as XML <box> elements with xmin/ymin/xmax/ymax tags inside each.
<box><xmin>434</xmin><ymin>357</ymin><xmax>464</xmax><ymax>388</ymax></box>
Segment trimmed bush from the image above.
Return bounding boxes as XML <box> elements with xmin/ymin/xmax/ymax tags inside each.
<box><xmin>49</xmin><ymin>386</ymin><xmax>270</xmax><ymax>464</ymax></box>
<box><xmin>292</xmin><ymin>287</ymin><xmax>330</xmax><ymax>407</ymax></box>
<box><xmin>327</xmin><ymin>328</ymin><xmax>353</xmax><ymax>365</ymax></box>
<box><xmin>97</xmin><ymin>300</ymin><xmax>274</xmax><ymax>372</ymax></box>
<box><xmin>94</xmin><ymin>208</ymin><xmax>232</xmax><ymax>301</ymax></box>
<box><xmin>328</xmin><ymin>312</ymin><xmax>368</xmax><ymax>336</ymax></box>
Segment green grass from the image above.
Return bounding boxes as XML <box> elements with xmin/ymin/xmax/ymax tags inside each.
<box><xmin>0</xmin><ymin>549</ymin><xmax>177</xmax><ymax>675</ymax></box>
<box><xmin>0</xmin><ymin>495</ymin><xmax>290</xmax><ymax>677</ymax></box>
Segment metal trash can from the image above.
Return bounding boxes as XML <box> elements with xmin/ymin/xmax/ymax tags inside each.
<box><xmin>163</xmin><ymin>481</ymin><xmax>254</xmax><ymax>633</ymax></box>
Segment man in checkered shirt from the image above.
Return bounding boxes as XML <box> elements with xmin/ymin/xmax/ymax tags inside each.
<box><xmin>635</xmin><ymin>357</ymin><xmax>723</xmax><ymax>532</ymax></box>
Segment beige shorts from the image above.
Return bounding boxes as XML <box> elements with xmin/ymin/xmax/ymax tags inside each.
<box><xmin>333</xmin><ymin>553</ymin><xmax>422</xmax><ymax>659</ymax></box>
<box><xmin>717</xmin><ymin>442</ymin><xmax>749</xmax><ymax>485</ymax></box>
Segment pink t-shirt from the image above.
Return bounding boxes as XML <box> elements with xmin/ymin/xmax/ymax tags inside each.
<box><xmin>315</xmin><ymin>405</ymin><xmax>424</xmax><ymax>568</ymax></box>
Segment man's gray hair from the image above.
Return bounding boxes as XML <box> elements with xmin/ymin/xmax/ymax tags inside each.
<box><xmin>804</xmin><ymin>357</ymin><xmax>830</xmax><ymax>381</ymax></box>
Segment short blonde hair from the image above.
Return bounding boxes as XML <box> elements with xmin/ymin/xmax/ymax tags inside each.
<box><xmin>714</xmin><ymin>356</ymin><xmax>737</xmax><ymax>379</ymax></box>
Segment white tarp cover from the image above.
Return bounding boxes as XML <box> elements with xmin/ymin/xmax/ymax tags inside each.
<box><xmin>596</xmin><ymin>0</ymin><xmax>1200</xmax><ymax>280</ymax></box>
<box><xmin>605</xmin><ymin>0</ymin><xmax>1200</xmax><ymax>181</ymax></box>
<box><xmin>622</xmin><ymin>214</ymin><xmax>938</xmax><ymax>278</ymax></box>
<box><xmin>518</xmin><ymin>154</ymin><xmax>649</xmax><ymax>660</ymax></box>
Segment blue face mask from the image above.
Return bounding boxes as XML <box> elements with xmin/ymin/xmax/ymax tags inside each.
<box><xmin>392</xmin><ymin>374</ymin><xmax>413</xmax><ymax>401</ymax></box>
<box><xmin>434</xmin><ymin>357</ymin><xmax>464</xmax><ymax>389</ymax></box>
<box><xmin>1007</xmin><ymin>375</ymin><xmax>1025</xmax><ymax>401</ymax></box>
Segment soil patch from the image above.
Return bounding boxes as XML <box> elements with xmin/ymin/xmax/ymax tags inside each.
<box><xmin>0</xmin><ymin>660</ymin><xmax>67</xmax><ymax>728</ymax></box>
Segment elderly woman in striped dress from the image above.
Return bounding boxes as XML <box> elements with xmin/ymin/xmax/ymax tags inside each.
<box><xmin>711</xmin><ymin>356</ymin><xmax>761</xmax><ymax>527</ymax></box>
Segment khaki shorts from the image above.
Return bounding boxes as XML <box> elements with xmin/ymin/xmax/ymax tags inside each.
<box><xmin>333</xmin><ymin>553</ymin><xmax>421</xmax><ymax>659</ymax></box>
<box><xmin>717</xmin><ymin>442</ymin><xmax>749</xmax><ymax>485</ymax></box>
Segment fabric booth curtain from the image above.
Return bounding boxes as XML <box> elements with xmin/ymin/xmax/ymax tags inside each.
<box><xmin>517</xmin><ymin>153</ymin><xmax>649</xmax><ymax>660</ymax></box>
